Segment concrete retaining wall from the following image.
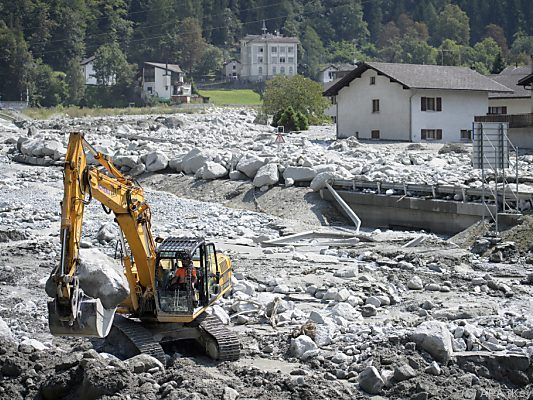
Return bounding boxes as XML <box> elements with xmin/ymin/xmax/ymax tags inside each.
<box><xmin>321</xmin><ymin>190</ymin><xmax>497</xmax><ymax>235</ymax></box>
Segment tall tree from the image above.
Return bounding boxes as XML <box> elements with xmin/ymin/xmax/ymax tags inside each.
<box><xmin>434</xmin><ymin>4</ymin><xmax>470</xmax><ymax>46</ymax></box>
<box><xmin>177</xmin><ymin>17</ymin><xmax>207</xmax><ymax>75</ymax></box>
<box><xmin>299</xmin><ymin>24</ymin><xmax>325</xmax><ymax>78</ymax></box>
<box><xmin>0</xmin><ymin>22</ymin><xmax>33</xmax><ymax>101</ymax></box>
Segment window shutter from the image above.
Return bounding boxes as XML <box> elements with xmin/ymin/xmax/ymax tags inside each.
<box><xmin>502</xmin><ymin>106</ymin><xmax>507</xmax><ymax>114</ymax></box>
<box><xmin>421</xmin><ymin>97</ymin><xmax>426</xmax><ymax>111</ymax></box>
<box><xmin>421</xmin><ymin>130</ymin><xmax>426</xmax><ymax>140</ymax></box>
<box><xmin>436</xmin><ymin>129</ymin><xmax>443</xmax><ymax>140</ymax></box>
<box><xmin>436</xmin><ymin>97</ymin><xmax>442</xmax><ymax>111</ymax></box>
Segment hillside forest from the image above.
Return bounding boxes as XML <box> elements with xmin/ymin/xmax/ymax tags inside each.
<box><xmin>1</xmin><ymin>0</ymin><xmax>532</xmax><ymax>107</ymax></box>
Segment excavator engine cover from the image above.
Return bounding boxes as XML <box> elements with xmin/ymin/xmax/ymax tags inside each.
<box><xmin>48</xmin><ymin>294</ymin><xmax>116</xmax><ymax>338</ymax></box>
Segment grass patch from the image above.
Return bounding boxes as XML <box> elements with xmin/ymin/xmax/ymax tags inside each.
<box><xmin>198</xmin><ymin>89</ymin><xmax>262</xmax><ymax>106</ymax></box>
<box><xmin>22</xmin><ymin>105</ymin><xmax>203</xmax><ymax>120</ymax></box>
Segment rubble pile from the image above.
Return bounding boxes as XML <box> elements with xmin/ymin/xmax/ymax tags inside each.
<box><xmin>0</xmin><ymin>109</ymin><xmax>532</xmax><ymax>399</ymax></box>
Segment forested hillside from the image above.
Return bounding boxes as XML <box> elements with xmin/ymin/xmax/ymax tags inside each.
<box><xmin>1</xmin><ymin>0</ymin><xmax>532</xmax><ymax>106</ymax></box>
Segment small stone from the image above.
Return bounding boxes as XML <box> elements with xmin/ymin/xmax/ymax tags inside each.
<box><xmin>361</xmin><ymin>304</ymin><xmax>377</xmax><ymax>317</ymax></box>
<box><xmin>223</xmin><ymin>386</ymin><xmax>240</xmax><ymax>400</ymax></box>
<box><xmin>394</xmin><ymin>364</ymin><xmax>417</xmax><ymax>382</ymax></box>
<box><xmin>407</xmin><ymin>276</ymin><xmax>423</xmax><ymax>290</ymax></box>
<box><xmin>365</xmin><ymin>296</ymin><xmax>381</xmax><ymax>307</ymax></box>
<box><xmin>424</xmin><ymin>283</ymin><xmax>440</xmax><ymax>291</ymax></box>
<box><xmin>424</xmin><ymin>361</ymin><xmax>441</xmax><ymax>376</ymax></box>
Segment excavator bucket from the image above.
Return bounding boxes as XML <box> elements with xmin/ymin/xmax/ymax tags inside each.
<box><xmin>48</xmin><ymin>295</ymin><xmax>116</xmax><ymax>338</ymax></box>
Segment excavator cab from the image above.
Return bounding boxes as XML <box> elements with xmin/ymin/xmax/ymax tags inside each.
<box><xmin>154</xmin><ymin>237</ymin><xmax>231</xmax><ymax>321</ymax></box>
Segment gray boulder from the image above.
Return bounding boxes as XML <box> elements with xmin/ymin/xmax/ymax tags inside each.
<box><xmin>20</xmin><ymin>138</ymin><xmax>45</xmax><ymax>157</ymax></box>
<box><xmin>283</xmin><ymin>166</ymin><xmax>316</xmax><ymax>182</ymax></box>
<box><xmin>145</xmin><ymin>151</ymin><xmax>169</xmax><ymax>172</ymax></box>
<box><xmin>197</xmin><ymin>161</ymin><xmax>227</xmax><ymax>180</ymax></box>
<box><xmin>358</xmin><ymin>366</ymin><xmax>384</xmax><ymax>394</ymax></box>
<box><xmin>253</xmin><ymin>163</ymin><xmax>279</xmax><ymax>187</ymax></box>
<box><xmin>181</xmin><ymin>148</ymin><xmax>210</xmax><ymax>174</ymax></box>
<box><xmin>41</xmin><ymin>140</ymin><xmax>66</xmax><ymax>160</ymax></box>
<box><xmin>290</xmin><ymin>335</ymin><xmax>318</xmax><ymax>359</ymax></box>
<box><xmin>77</xmin><ymin>248</ymin><xmax>130</xmax><ymax>309</ymax></box>
<box><xmin>125</xmin><ymin>353</ymin><xmax>164</xmax><ymax>373</ymax></box>
<box><xmin>114</xmin><ymin>155</ymin><xmax>140</xmax><ymax>169</ymax></box>
<box><xmin>0</xmin><ymin>316</ymin><xmax>13</xmax><ymax>341</ymax></box>
<box><xmin>412</xmin><ymin>321</ymin><xmax>454</xmax><ymax>362</ymax></box>
<box><xmin>236</xmin><ymin>153</ymin><xmax>266</xmax><ymax>178</ymax></box>
<box><xmin>310</xmin><ymin>172</ymin><xmax>335</xmax><ymax>191</ymax></box>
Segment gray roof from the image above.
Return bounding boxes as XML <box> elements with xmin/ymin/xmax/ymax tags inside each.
<box><xmin>488</xmin><ymin>73</ymin><xmax>531</xmax><ymax>98</ymax></box>
<box><xmin>500</xmin><ymin>65</ymin><xmax>532</xmax><ymax>75</ymax></box>
<box><xmin>144</xmin><ymin>62</ymin><xmax>182</xmax><ymax>74</ymax></box>
<box><xmin>242</xmin><ymin>34</ymin><xmax>299</xmax><ymax>44</ymax></box>
<box><xmin>80</xmin><ymin>55</ymin><xmax>95</xmax><ymax>65</ymax></box>
<box><xmin>324</xmin><ymin>62</ymin><xmax>513</xmax><ymax>96</ymax></box>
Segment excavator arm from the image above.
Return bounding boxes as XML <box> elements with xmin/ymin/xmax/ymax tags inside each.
<box><xmin>48</xmin><ymin>132</ymin><xmax>157</xmax><ymax>337</ymax></box>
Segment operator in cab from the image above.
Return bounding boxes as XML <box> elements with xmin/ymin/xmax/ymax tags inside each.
<box><xmin>169</xmin><ymin>257</ymin><xmax>197</xmax><ymax>290</ymax></box>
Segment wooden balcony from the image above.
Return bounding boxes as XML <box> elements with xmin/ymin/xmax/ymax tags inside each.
<box><xmin>474</xmin><ymin>113</ymin><xmax>533</xmax><ymax>128</ymax></box>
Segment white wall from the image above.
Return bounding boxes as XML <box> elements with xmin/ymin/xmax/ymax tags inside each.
<box><xmin>336</xmin><ymin>69</ymin><xmax>411</xmax><ymax>140</ymax></box>
<box><xmin>82</xmin><ymin>61</ymin><xmax>115</xmax><ymax>85</ymax></box>
<box><xmin>489</xmin><ymin>97</ymin><xmax>532</xmax><ymax>114</ymax></box>
<box><xmin>240</xmin><ymin>40</ymin><xmax>297</xmax><ymax>81</ymax></box>
<box><xmin>319</xmin><ymin>66</ymin><xmax>338</xmax><ymax>83</ymax></box>
<box><xmin>411</xmin><ymin>90</ymin><xmax>487</xmax><ymax>142</ymax></box>
<box><xmin>508</xmin><ymin>127</ymin><xmax>533</xmax><ymax>150</ymax></box>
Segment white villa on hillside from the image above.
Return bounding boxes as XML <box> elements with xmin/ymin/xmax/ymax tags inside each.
<box><xmin>80</xmin><ymin>56</ymin><xmax>115</xmax><ymax>85</ymax></box>
<box><xmin>141</xmin><ymin>62</ymin><xmax>191</xmax><ymax>101</ymax></box>
<box><xmin>239</xmin><ymin>25</ymin><xmax>298</xmax><ymax>82</ymax></box>
<box><xmin>324</xmin><ymin>62</ymin><xmax>512</xmax><ymax>142</ymax></box>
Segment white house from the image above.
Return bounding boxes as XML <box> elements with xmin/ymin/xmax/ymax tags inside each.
<box><xmin>239</xmin><ymin>26</ymin><xmax>298</xmax><ymax>82</ymax></box>
<box><xmin>474</xmin><ymin>68</ymin><xmax>533</xmax><ymax>149</ymax></box>
<box><xmin>223</xmin><ymin>59</ymin><xmax>241</xmax><ymax>80</ymax></box>
<box><xmin>80</xmin><ymin>56</ymin><xmax>115</xmax><ymax>86</ymax></box>
<box><xmin>141</xmin><ymin>62</ymin><xmax>191</xmax><ymax>101</ymax></box>
<box><xmin>324</xmin><ymin>62</ymin><xmax>512</xmax><ymax>142</ymax></box>
<box><xmin>318</xmin><ymin>65</ymin><xmax>339</xmax><ymax>83</ymax></box>
<box><xmin>488</xmin><ymin>66</ymin><xmax>532</xmax><ymax>115</ymax></box>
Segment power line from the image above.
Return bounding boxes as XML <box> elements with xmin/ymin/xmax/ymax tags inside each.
<box><xmin>26</xmin><ymin>1</ymin><xmax>286</xmax><ymax>47</ymax></box>
<box><xmin>33</xmin><ymin>1</ymin><xmax>373</xmax><ymax>57</ymax></box>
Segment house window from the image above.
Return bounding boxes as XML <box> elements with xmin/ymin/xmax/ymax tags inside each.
<box><xmin>288</xmin><ymin>46</ymin><xmax>293</xmax><ymax>53</ymax></box>
<box><xmin>288</xmin><ymin>57</ymin><xmax>294</xmax><ymax>63</ymax></box>
<box><xmin>371</xmin><ymin>130</ymin><xmax>380</xmax><ymax>139</ymax></box>
<box><xmin>421</xmin><ymin>97</ymin><xmax>442</xmax><ymax>111</ymax></box>
<box><xmin>273</xmin><ymin>66</ymin><xmax>277</xmax><ymax>74</ymax></box>
<box><xmin>331</xmin><ymin>96</ymin><xmax>336</xmax><ymax>105</ymax></box>
<box><xmin>289</xmin><ymin>66</ymin><xmax>293</xmax><ymax>75</ymax></box>
<box><xmin>372</xmin><ymin>99</ymin><xmax>380</xmax><ymax>113</ymax></box>
<box><xmin>272</xmin><ymin>57</ymin><xmax>278</xmax><ymax>64</ymax></box>
<box><xmin>488</xmin><ymin>106</ymin><xmax>507</xmax><ymax>115</ymax></box>
<box><xmin>232</xmin><ymin>65</ymin><xmax>236</xmax><ymax>70</ymax></box>
<box><xmin>280</xmin><ymin>66</ymin><xmax>285</xmax><ymax>74</ymax></box>
<box><xmin>421</xmin><ymin>129</ymin><xmax>443</xmax><ymax>140</ymax></box>
<box><xmin>258</xmin><ymin>56</ymin><xmax>263</xmax><ymax>63</ymax></box>
<box><xmin>280</xmin><ymin>56</ymin><xmax>286</xmax><ymax>63</ymax></box>
<box><xmin>272</xmin><ymin>47</ymin><xmax>277</xmax><ymax>53</ymax></box>
<box><xmin>259</xmin><ymin>47</ymin><xmax>264</xmax><ymax>53</ymax></box>
<box><xmin>280</xmin><ymin>46</ymin><xmax>286</xmax><ymax>53</ymax></box>
<box><xmin>147</xmin><ymin>86</ymin><xmax>153</xmax><ymax>94</ymax></box>
<box><xmin>370</xmin><ymin>76</ymin><xmax>376</xmax><ymax>85</ymax></box>
<box><xmin>460</xmin><ymin>130</ymin><xmax>472</xmax><ymax>141</ymax></box>
<box><xmin>144</xmin><ymin>66</ymin><xmax>155</xmax><ymax>82</ymax></box>
<box><xmin>258</xmin><ymin>66</ymin><xmax>263</xmax><ymax>75</ymax></box>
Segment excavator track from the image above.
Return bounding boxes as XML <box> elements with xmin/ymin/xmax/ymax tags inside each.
<box><xmin>112</xmin><ymin>315</ymin><xmax>167</xmax><ymax>365</ymax></box>
<box><xmin>197</xmin><ymin>314</ymin><xmax>240</xmax><ymax>361</ymax></box>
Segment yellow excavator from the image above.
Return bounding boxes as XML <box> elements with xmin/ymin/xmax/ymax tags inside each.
<box><xmin>46</xmin><ymin>132</ymin><xmax>239</xmax><ymax>363</ymax></box>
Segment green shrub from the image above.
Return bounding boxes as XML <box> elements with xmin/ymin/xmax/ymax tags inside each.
<box><xmin>274</xmin><ymin>106</ymin><xmax>309</xmax><ymax>132</ymax></box>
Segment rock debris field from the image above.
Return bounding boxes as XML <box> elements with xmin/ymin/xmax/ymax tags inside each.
<box><xmin>0</xmin><ymin>108</ymin><xmax>533</xmax><ymax>400</ymax></box>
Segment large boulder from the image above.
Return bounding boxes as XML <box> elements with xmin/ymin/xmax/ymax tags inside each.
<box><xmin>41</xmin><ymin>140</ymin><xmax>66</xmax><ymax>160</ymax></box>
<box><xmin>358</xmin><ymin>366</ymin><xmax>384</xmax><ymax>394</ymax></box>
<box><xmin>181</xmin><ymin>148</ymin><xmax>210</xmax><ymax>174</ymax></box>
<box><xmin>412</xmin><ymin>321</ymin><xmax>454</xmax><ymax>362</ymax></box>
<box><xmin>253</xmin><ymin>163</ymin><xmax>279</xmax><ymax>187</ymax></box>
<box><xmin>330</xmin><ymin>302</ymin><xmax>360</xmax><ymax>321</ymax></box>
<box><xmin>77</xmin><ymin>248</ymin><xmax>130</xmax><ymax>309</ymax></box>
<box><xmin>125</xmin><ymin>353</ymin><xmax>164</xmax><ymax>373</ymax></box>
<box><xmin>144</xmin><ymin>151</ymin><xmax>169</xmax><ymax>172</ymax></box>
<box><xmin>290</xmin><ymin>335</ymin><xmax>318</xmax><ymax>359</ymax></box>
<box><xmin>236</xmin><ymin>153</ymin><xmax>266</xmax><ymax>178</ymax></box>
<box><xmin>310</xmin><ymin>172</ymin><xmax>335</xmax><ymax>191</ymax></box>
<box><xmin>197</xmin><ymin>161</ymin><xmax>227</xmax><ymax>180</ymax></box>
<box><xmin>283</xmin><ymin>166</ymin><xmax>316</xmax><ymax>182</ymax></box>
<box><xmin>113</xmin><ymin>155</ymin><xmax>140</xmax><ymax>170</ymax></box>
<box><xmin>20</xmin><ymin>138</ymin><xmax>45</xmax><ymax>157</ymax></box>
<box><xmin>0</xmin><ymin>316</ymin><xmax>13</xmax><ymax>341</ymax></box>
